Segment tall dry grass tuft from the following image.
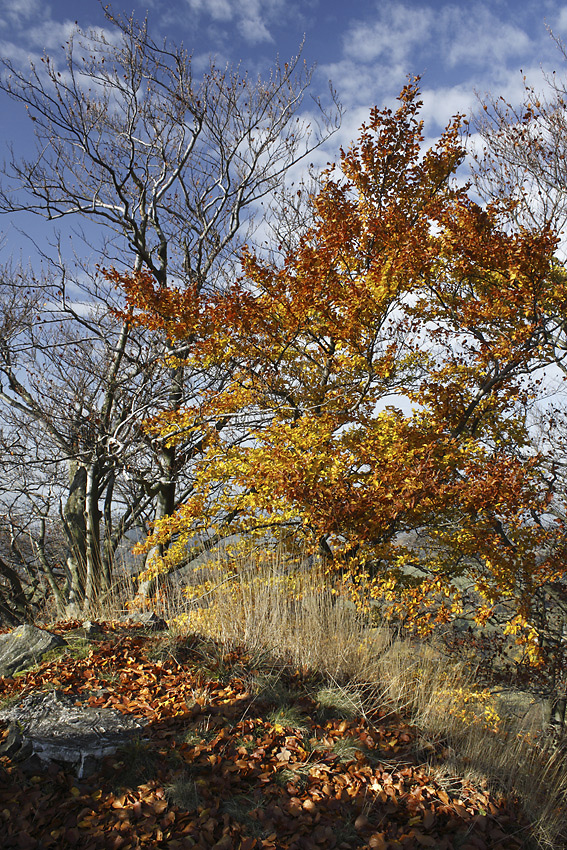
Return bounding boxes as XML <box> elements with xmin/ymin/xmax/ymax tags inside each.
<box><xmin>172</xmin><ymin>548</ymin><xmax>567</xmax><ymax>848</ymax></box>
<box><xmin>173</xmin><ymin>548</ymin><xmax>389</xmax><ymax>681</ymax></box>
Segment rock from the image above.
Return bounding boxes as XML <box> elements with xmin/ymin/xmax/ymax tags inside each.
<box><xmin>0</xmin><ymin>724</ymin><xmax>28</xmax><ymax>759</ymax></box>
<box><xmin>0</xmin><ymin>624</ymin><xmax>67</xmax><ymax>677</ymax></box>
<box><xmin>82</xmin><ymin>620</ymin><xmax>103</xmax><ymax>638</ymax></box>
<box><xmin>0</xmin><ymin>690</ymin><xmax>148</xmax><ymax>778</ymax></box>
<box><xmin>125</xmin><ymin>611</ymin><xmax>168</xmax><ymax>631</ymax></box>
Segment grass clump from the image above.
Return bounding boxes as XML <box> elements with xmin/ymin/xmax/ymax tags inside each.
<box><xmin>329</xmin><ymin>735</ymin><xmax>365</xmax><ymax>762</ymax></box>
<box><xmin>165</xmin><ymin>774</ymin><xmax>202</xmax><ymax>811</ymax></box>
<box><xmin>267</xmin><ymin>704</ymin><xmax>309</xmax><ymax>733</ymax></box>
<box><xmin>173</xmin><ymin>551</ymin><xmax>389</xmax><ymax>682</ymax></box>
<box><xmin>314</xmin><ymin>684</ymin><xmax>365</xmax><ymax>722</ymax></box>
<box><xmin>112</xmin><ymin>739</ymin><xmax>160</xmax><ymax>790</ymax></box>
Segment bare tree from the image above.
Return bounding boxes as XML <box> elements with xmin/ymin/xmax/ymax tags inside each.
<box><xmin>0</xmin><ymin>9</ymin><xmax>340</xmax><ymax>613</ymax></box>
<box><xmin>0</xmin><ymin>264</ymin><xmax>169</xmax><ymax>614</ymax></box>
<box><xmin>471</xmin><ymin>36</ymin><xmax>567</xmax><ymax>238</ymax></box>
<box><xmin>471</xmin><ymin>38</ymin><xmax>567</xmax><ymax>399</ymax></box>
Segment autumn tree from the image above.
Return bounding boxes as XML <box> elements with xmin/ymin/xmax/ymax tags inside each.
<box><xmin>122</xmin><ymin>82</ymin><xmax>567</xmax><ymax>654</ymax></box>
<box><xmin>0</xmin><ymin>9</ymin><xmax>339</xmax><ymax>612</ymax></box>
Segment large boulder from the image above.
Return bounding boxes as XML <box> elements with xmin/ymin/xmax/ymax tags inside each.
<box><xmin>0</xmin><ymin>690</ymin><xmax>148</xmax><ymax>777</ymax></box>
<box><xmin>0</xmin><ymin>624</ymin><xmax>66</xmax><ymax>677</ymax></box>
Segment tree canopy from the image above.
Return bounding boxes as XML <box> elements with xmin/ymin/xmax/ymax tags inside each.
<box><xmin>120</xmin><ymin>82</ymin><xmax>567</xmax><ymax>649</ymax></box>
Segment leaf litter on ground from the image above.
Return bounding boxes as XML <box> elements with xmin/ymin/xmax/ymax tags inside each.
<box><xmin>0</xmin><ymin>621</ymin><xmax>535</xmax><ymax>849</ymax></box>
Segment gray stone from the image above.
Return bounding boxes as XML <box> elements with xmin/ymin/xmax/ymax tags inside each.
<box><xmin>125</xmin><ymin>611</ymin><xmax>168</xmax><ymax>631</ymax></box>
<box><xmin>0</xmin><ymin>690</ymin><xmax>148</xmax><ymax>778</ymax></box>
<box><xmin>0</xmin><ymin>624</ymin><xmax>67</xmax><ymax>677</ymax></box>
<box><xmin>82</xmin><ymin>620</ymin><xmax>103</xmax><ymax>637</ymax></box>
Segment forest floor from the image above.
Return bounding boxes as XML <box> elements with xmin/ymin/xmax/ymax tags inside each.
<box><xmin>0</xmin><ymin>619</ymin><xmax>550</xmax><ymax>850</ymax></box>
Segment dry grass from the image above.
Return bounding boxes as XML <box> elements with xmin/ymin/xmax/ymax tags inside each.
<box><xmin>369</xmin><ymin>637</ymin><xmax>567</xmax><ymax>848</ymax></box>
<box><xmin>167</xmin><ymin>548</ymin><xmax>567</xmax><ymax>849</ymax></box>
<box><xmin>171</xmin><ymin>550</ymin><xmax>390</xmax><ymax>681</ymax></box>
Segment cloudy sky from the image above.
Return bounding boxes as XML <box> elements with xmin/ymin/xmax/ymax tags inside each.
<box><xmin>0</xmin><ymin>0</ymin><xmax>566</xmax><ymax>260</ymax></box>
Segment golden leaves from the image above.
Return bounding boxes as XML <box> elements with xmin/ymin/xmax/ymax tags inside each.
<box><xmin>107</xmin><ymin>82</ymin><xmax>565</xmax><ymax>649</ymax></box>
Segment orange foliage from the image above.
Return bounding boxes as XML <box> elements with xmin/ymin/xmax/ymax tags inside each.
<box><xmin>112</xmin><ymin>82</ymin><xmax>567</xmax><ymax>642</ymax></box>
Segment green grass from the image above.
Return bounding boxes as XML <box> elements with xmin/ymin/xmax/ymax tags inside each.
<box><xmin>267</xmin><ymin>704</ymin><xmax>309</xmax><ymax>733</ymax></box>
<box><xmin>111</xmin><ymin>739</ymin><xmax>161</xmax><ymax>790</ymax></box>
<box><xmin>165</xmin><ymin>774</ymin><xmax>202</xmax><ymax>811</ymax></box>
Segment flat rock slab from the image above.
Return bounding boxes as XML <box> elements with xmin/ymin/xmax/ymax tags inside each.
<box><xmin>0</xmin><ymin>690</ymin><xmax>148</xmax><ymax>777</ymax></box>
<box><xmin>0</xmin><ymin>624</ymin><xmax>67</xmax><ymax>677</ymax></box>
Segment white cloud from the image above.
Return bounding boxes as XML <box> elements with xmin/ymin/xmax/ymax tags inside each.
<box><xmin>182</xmin><ymin>0</ymin><xmax>289</xmax><ymax>44</ymax></box>
<box><xmin>320</xmin><ymin>2</ymin><xmax>442</xmax><ymax>122</ymax></box>
<box><xmin>185</xmin><ymin>0</ymin><xmax>234</xmax><ymax>22</ymax></box>
<box><xmin>319</xmin><ymin>58</ymin><xmax>408</xmax><ymax>110</ymax></box>
<box><xmin>237</xmin><ymin>0</ymin><xmax>274</xmax><ymax>45</ymax></box>
<box><xmin>342</xmin><ymin>3</ymin><xmax>434</xmax><ymax>65</ymax></box>
<box><xmin>0</xmin><ymin>0</ymin><xmax>46</xmax><ymax>29</ymax></box>
<box><xmin>553</xmin><ymin>6</ymin><xmax>567</xmax><ymax>34</ymax></box>
<box><xmin>439</xmin><ymin>4</ymin><xmax>532</xmax><ymax>70</ymax></box>
<box><xmin>317</xmin><ymin>0</ymin><xmax>567</xmax><ymax>145</ymax></box>
<box><xmin>25</xmin><ymin>20</ymin><xmax>85</xmax><ymax>51</ymax></box>
<box><xmin>419</xmin><ymin>83</ymin><xmax>476</xmax><ymax>130</ymax></box>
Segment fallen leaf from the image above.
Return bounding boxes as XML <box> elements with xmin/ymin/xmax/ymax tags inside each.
<box><xmin>414</xmin><ymin>834</ymin><xmax>438</xmax><ymax>847</ymax></box>
<box><xmin>354</xmin><ymin>814</ymin><xmax>370</xmax><ymax>830</ymax></box>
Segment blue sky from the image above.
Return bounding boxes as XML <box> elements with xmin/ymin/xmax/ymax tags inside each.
<box><xmin>1</xmin><ymin>0</ymin><xmax>567</xmax><ymax>261</ymax></box>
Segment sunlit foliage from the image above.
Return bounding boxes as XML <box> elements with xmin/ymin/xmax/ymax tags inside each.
<box><xmin>115</xmin><ymin>82</ymin><xmax>567</xmax><ymax>648</ymax></box>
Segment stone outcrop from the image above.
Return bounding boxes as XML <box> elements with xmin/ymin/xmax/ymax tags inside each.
<box><xmin>124</xmin><ymin>611</ymin><xmax>168</xmax><ymax>631</ymax></box>
<box><xmin>0</xmin><ymin>690</ymin><xmax>148</xmax><ymax>777</ymax></box>
<box><xmin>0</xmin><ymin>624</ymin><xmax>66</xmax><ymax>677</ymax></box>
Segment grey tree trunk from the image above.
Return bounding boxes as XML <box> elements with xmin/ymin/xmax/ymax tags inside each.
<box><xmin>62</xmin><ymin>462</ymin><xmax>87</xmax><ymax>616</ymax></box>
<box><xmin>83</xmin><ymin>461</ymin><xmax>105</xmax><ymax>613</ymax></box>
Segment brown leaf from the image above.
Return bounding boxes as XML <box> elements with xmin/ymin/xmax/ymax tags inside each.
<box><xmin>16</xmin><ymin>833</ymin><xmax>37</xmax><ymax>849</ymax></box>
<box><xmin>414</xmin><ymin>834</ymin><xmax>438</xmax><ymax>847</ymax></box>
<box><xmin>354</xmin><ymin>814</ymin><xmax>370</xmax><ymax>831</ymax></box>
<box><xmin>423</xmin><ymin>809</ymin><xmax>435</xmax><ymax>829</ymax></box>
<box><xmin>211</xmin><ymin>837</ymin><xmax>233</xmax><ymax>850</ymax></box>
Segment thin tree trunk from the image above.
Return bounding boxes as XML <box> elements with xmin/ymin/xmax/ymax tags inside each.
<box><xmin>101</xmin><ymin>470</ymin><xmax>116</xmax><ymax>591</ymax></box>
<box><xmin>138</xmin><ymin>361</ymin><xmax>182</xmax><ymax>602</ymax></box>
<box><xmin>83</xmin><ymin>462</ymin><xmax>103</xmax><ymax>613</ymax></box>
<box><xmin>0</xmin><ymin>554</ymin><xmax>31</xmax><ymax>623</ymax></box>
<box><xmin>62</xmin><ymin>461</ymin><xmax>87</xmax><ymax>616</ymax></box>
<box><xmin>35</xmin><ymin>518</ymin><xmax>67</xmax><ymax>616</ymax></box>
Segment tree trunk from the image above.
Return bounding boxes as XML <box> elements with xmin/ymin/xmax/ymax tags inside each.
<box><xmin>63</xmin><ymin>462</ymin><xmax>87</xmax><ymax>616</ymax></box>
<box><xmin>137</xmin><ymin>444</ymin><xmax>177</xmax><ymax>602</ymax></box>
<box><xmin>83</xmin><ymin>462</ymin><xmax>104</xmax><ymax>614</ymax></box>
<box><xmin>35</xmin><ymin>518</ymin><xmax>67</xmax><ymax>617</ymax></box>
<box><xmin>547</xmin><ymin>696</ymin><xmax>567</xmax><ymax>731</ymax></box>
<box><xmin>0</xmin><ymin>554</ymin><xmax>31</xmax><ymax>624</ymax></box>
<box><xmin>137</xmin><ymin>361</ymin><xmax>182</xmax><ymax>602</ymax></box>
